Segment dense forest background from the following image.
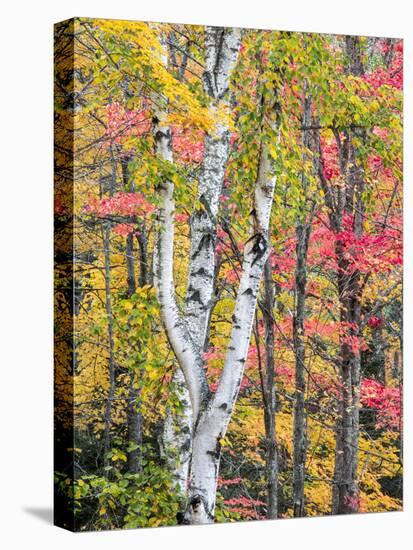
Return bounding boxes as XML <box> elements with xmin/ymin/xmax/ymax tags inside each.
<box><xmin>54</xmin><ymin>18</ymin><xmax>402</xmax><ymax>530</ymax></box>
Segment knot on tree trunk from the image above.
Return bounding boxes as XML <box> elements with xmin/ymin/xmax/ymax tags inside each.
<box><xmin>184</xmin><ymin>494</ymin><xmax>214</xmax><ymax>525</ymax></box>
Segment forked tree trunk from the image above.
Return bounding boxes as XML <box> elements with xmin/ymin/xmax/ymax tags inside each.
<box><xmin>153</xmin><ymin>115</ymin><xmax>279</xmax><ymax>523</ymax></box>
<box><xmin>160</xmin><ymin>26</ymin><xmax>242</xmax><ymax>499</ymax></box>
<box><xmin>153</xmin><ymin>27</ymin><xmax>280</xmax><ymax>524</ymax></box>
<box><xmin>182</xmin><ymin>116</ymin><xmax>280</xmax><ymax>523</ymax></box>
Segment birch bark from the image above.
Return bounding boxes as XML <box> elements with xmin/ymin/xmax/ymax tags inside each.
<box><xmin>183</xmin><ymin>116</ymin><xmax>280</xmax><ymax>523</ymax></box>
<box><xmin>161</xmin><ymin>26</ymin><xmax>241</xmax><ymax>498</ymax></box>
<box><xmin>153</xmin><ymin>27</ymin><xmax>280</xmax><ymax>524</ymax></box>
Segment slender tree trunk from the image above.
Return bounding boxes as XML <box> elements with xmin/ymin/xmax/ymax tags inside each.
<box><xmin>125</xmin><ymin>232</ymin><xmax>136</xmax><ymax>296</ymax></box>
<box><xmin>101</xmin><ymin>149</ymin><xmax>118</xmax><ymax>473</ymax></box>
<box><xmin>392</xmin><ymin>350</ymin><xmax>400</xmax><ymax>379</ymax></box>
<box><xmin>292</xmin><ymin>218</ymin><xmax>309</xmax><ymax>517</ymax></box>
<box><xmin>292</xmin><ymin>87</ymin><xmax>314</xmax><ymax>517</ymax></box>
<box><xmin>335</xmin><ymin>267</ymin><xmax>362</xmax><ymax>513</ymax></box>
<box><xmin>127</xmin><ymin>373</ymin><xmax>143</xmax><ymax>475</ymax></box>
<box><xmin>398</xmin><ymin>346</ymin><xmax>403</xmax><ymax>464</ymax></box>
<box><xmin>137</xmin><ymin>224</ymin><xmax>150</xmax><ymax>287</ymax></box>
<box><xmin>152</xmin><ymin>70</ymin><xmax>211</xmax><ymax>475</ymax></box>
<box><xmin>321</xmin><ymin>36</ymin><xmax>366</xmax><ymax>515</ymax></box>
<box><xmin>120</xmin><ymin>153</ymin><xmax>146</xmax><ymax>475</ymax></box>
<box><xmin>261</xmin><ymin>258</ymin><xmax>278</xmax><ymax>519</ymax></box>
<box><xmin>383</xmin><ymin>38</ymin><xmax>395</xmax><ymax>69</ymax></box>
<box><xmin>330</xmin><ymin>185</ymin><xmax>363</xmax><ymax>514</ymax></box>
<box><xmin>102</xmin><ymin>222</ymin><xmax>116</xmax><ymax>473</ymax></box>
<box><xmin>126</xmin><ymin>230</ymin><xmax>147</xmax><ymax>475</ymax></box>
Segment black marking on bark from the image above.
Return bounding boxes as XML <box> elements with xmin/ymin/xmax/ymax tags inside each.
<box><xmin>155</xmin><ymin>182</ymin><xmax>167</xmax><ymax>192</ymax></box>
<box><xmin>203</xmin><ymin>72</ymin><xmax>215</xmax><ymax>98</ymax></box>
<box><xmin>188</xmin><ymin>290</ymin><xmax>204</xmax><ymax>305</ymax></box>
<box><xmin>242</xmin><ymin>287</ymin><xmax>254</xmax><ymax>296</ymax></box>
<box><xmin>206</xmin><ymin>436</ymin><xmax>222</xmax><ymax>460</ymax></box>
<box><xmin>213</xmin><ymin>29</ymin><xmax>226</xmax><ymax>97</ymax></box>
<box><xmin>191</xmin><ymin>267</ymin><xmax>211</xmax><ymax>277</ymax></box>
<box><xmin>219</xmin><ymin>402</ymin><xmax>228</xmax><ymax>410</ymax></box>
<box><xmin>193</xmin><ymin>232</ymin><xmax>214</xmax><ymax>259</ymax></box>
<box><xmin>251</xmin><ymin>233</ymin><xmax>268</xmax><ymax>266</ymax></box>
<box><xmin>155</xmin><ymin>128</ymin><xmax>171</xmax><ymax>142</ymax></box>
<box><xmin>186</xmin><ymin>494</ymin><xmax>215</xmax><ymax>521</ymax></box>
<box><xmin>190</xmin><ymin>495</ymin><xmax>202</xmax><ymax>508</ymax></box>
<box><xmin>199</xmin><ymin>194</ymin><xmax>217</xmax><ymax>223</ymax></box>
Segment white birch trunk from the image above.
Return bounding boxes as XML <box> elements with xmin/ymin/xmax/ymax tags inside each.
<box><xmin>152</xmin><ymin>36</ymin><xmax>210</xmax><ymax>498</ymax></box>
<box><xmin>152</xmin><ymin>109</ymin><xmax>209</xmax><ymax>422</ymax></box>
<box><xmin>153</xmin><ymin>27</ymin><xmax>279</xmax><ymax>524</ymax></box>
<box><xmin>183</xmin><ymin>133</ymin><xmax>279</xmax><ymax>524</ymax></box>
<box><xmin>185</xmin><ymin>27</ymin><xmax>242</xmax><ymax>347</ymax></box>
<box><xmin>160</xmin><ymin>366</ymin><xmax>192</xmax><ymax>495</ymax></box>
<box><xmin>161</xmin><ymin>27</ymin><xmax>241</xmax><ymax>499</ymax></box>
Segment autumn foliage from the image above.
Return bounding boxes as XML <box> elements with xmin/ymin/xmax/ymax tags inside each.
<box><xmin>54</xmin><ymin>18</ymin><xmax>402</xmax><ymax>530</ymax></box>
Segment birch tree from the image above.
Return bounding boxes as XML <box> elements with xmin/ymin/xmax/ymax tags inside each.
<box><xmin>54</xmin><ymin>20</ymin><xmax>403</xmax><ymax>531</ymax></box>
<box><xmin>153</xmin><ymin>26</ymin><xmax>284</xmax><ymax>523</ymax></box>
<box><xmin>160</xmin><ymin>26</ymin><xmax>243</xmax><ymax>496</ymax></box>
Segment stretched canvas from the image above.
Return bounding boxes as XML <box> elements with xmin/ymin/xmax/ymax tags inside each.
<box><xmin>54</xmin><ymin>18</ymin><xmax>403</xmax><ymax>531</ymax></box>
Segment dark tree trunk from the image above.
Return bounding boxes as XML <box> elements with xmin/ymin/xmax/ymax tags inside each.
<box><xmin>101</xmin><ymin>150</ymin><xmax>118</xmax><ymax>473</ymax></box>
<box><xmin>292</xmin><ymin>86</ymin><xmax>313</xmax><ymax>517</ymax></box>
<box><xmin>126</xmin><ymin>227</ymin><xmax>150</xmax><ymax>474</ymax></box>
<box><xmin>333</xmin><ymin>248</ymin><xmax>362</xmax><ymax>513</ymax></box>
<box><xmin>120</xmin><ymin>153</ymin><xmax>147</xmax><ymax>475</ymax></box>
<box><xmin>126</xmin><ymin>231</ymin><xmax>136</xmax><ymax>297</ymax></box>
<box><xmin>261</xmin><ymin>258</ymin><xmax>278</xmax><ymax>519</ymax></box>
<box><xmin>325</xmin><ymin>36</ymin><xmax>366</xmax><ymax>515</ymax></box>
<box><xmin>383</xmin><ymin>38</ymin><xmax>395</xmax><ymax>69</ymax></box>
<box><xmin>127</xmin><ymin>371</ymin><xmax>143</xmax><ymax>474</ymax></box>
<box><xmin>292</xmin><ymin>217</ymin><xmax>309</xmax><ymax>517</ymax></box>
<box><xmin>102</xmin><ymin>222</ymin><xmax>116</xmax><ymax>473</ymax></box>
<box><xmin>137</xmin><ymin>224</ymin><xmax>150</xmax><ymax>287</ymax></box>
